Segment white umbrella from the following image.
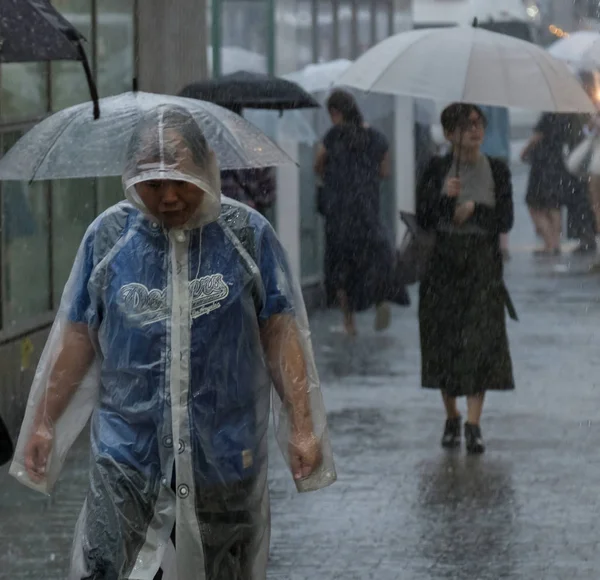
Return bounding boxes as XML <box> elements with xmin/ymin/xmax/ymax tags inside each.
<box><xmin>547</xmin><ymin>31</ymin><xmax>600</xmax><ymax>70</ymax></box>
<box><xmin>336</xmin><ymin>26</ymin><xmax>595</xmax><ymax>113</ymax></box>
<box><xmin>0</xmin><ymin>92</ymin><xmax>294</xmax><ymax>182</ymax></box>
<box><xmin>283</xmin><ymin>59</ymin><xmax>353</xmax><ymax>93</ymax></box>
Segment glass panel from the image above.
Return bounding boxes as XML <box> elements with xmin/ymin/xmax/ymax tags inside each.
<box><xmin>299</xmin><ymin>142</ymin><xmax>323</xmax><ymax>281</ymax></box>
<box><xmin>97</xmin><ymin>177</ymin><xmax>124</xmax><ymax>212</ymax></box>
<box><xmin>1</xmin><ymin>132</ymin><xmax>51</xmax><ymax>329</ymax></box>
<box><xmin>317</xmin><ymin>1</ymin><xmax>336</xmax><ymax>62</ymax></box>
<box><xmin>376</xmin><ymin>0</ymin><xmax>391</xmax><ymax>42</ymax></box>
<box><xmin>0</xmin><ymin>63</ymin><xmax>48</xmax><ymax>122</ymax></box>
<box><xmin>337</xmin><ymin>1</ymin><xmax>353</xmax><ymax>58</ymax></box>
<box><xmin>52</xmin><ymin>179</ymin><xmax>95</xmax><ymax>304</ymax></box>
<box><xmin>97</xmin><ymin>0</ymin><xmax>135</xmax><ymax>96</ymax></box>
<box><xmin>357</xmin><ymin>3</ymin><xmax>371</xmax><ymax>55</ymax></box>
<box><xmin>51</xmin><ymin>0</ymin><xmax>93</xmax><ymax>111</ymax></box>
<box><xmin>370</xmin><ymin>102</ymin><xmax>396</xmax><ymax>239</ymax></box>
<box><xmin>221</xmin><ymin>0</ymin><xmax>268</xmax><ymax>74</ymax></box>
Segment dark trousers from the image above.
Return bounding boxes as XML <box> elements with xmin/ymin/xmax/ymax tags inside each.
<box><xmin>153</xmin><ymin>475</ymin><xmax>258</xmax><ymax>580</ymax></box>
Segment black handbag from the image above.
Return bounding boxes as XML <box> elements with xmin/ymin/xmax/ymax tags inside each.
<box><xmin>0</xmin><ymin>413</ymin><xmax>14</xmax><ymax>467</ymax></box>
<box><xmin>397</xmin><ymin>211</ymin><xmax>436</xmax><ymax>286</ymax></box>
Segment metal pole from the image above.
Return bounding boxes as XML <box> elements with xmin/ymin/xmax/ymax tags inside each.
<box><xmin>312</xmin><ymin>0</ymin><xmax>320</xmax><ymax>63</ymax></box>
<box><xmin>370</xmin><ymin>0</ymin><xmax>377</xmax><ymax>45</ymax></box>
<box><xmin>332</xmin><ymin>0</ymin><xmax>340</xmax><ymax>58</ymax></box>
<box><xmin>388</xmin><ymin>0</ymin><xmax>395</xmax><ymax>36</ymax></box>
<box><xmin>351</xmin><ymin>0</ymin><xmax>359</xmax><ymax>58</ymax></box>
<box><xmin>211</xmin><ymin>0</ymin><xmax>222</xmax><ymax>77</ymax></box>
<box><xmin>267</xmin><ymin>0</ymin><xmax>276</xmax><ymax>75</ymax></box>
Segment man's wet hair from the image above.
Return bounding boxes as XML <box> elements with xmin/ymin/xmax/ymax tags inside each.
<box><xmin>127</xmin><ymin>105</ymin><xmax>210</xmax><ymax>168</ymax></box>
<box><xmin>441</xmin><ymin>103</ymin><xmax>487</xmax><ymax>134</ymax></box>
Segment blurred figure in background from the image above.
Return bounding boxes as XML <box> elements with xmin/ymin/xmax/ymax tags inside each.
<box><xmin>521</xmin><ymin>112</ymin><xmax>594</xmax><ymax>256</ymax></box>
<box><xmin>315</xmin><ymin>89</ymin><xmax>400</xmax><ymax>336</ymax></box>
<box><xmin>220</xmin><ymin>103</ymin><xmax>277</xmax><ymax>217</ymax></box>
<box><xmin>480</xmin><ymin>105</ymin><xmax>512</xmax><ymax>261</ymax></box>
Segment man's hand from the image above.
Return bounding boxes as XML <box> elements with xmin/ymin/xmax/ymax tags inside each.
<box><xmin>446</xmin><ymin>177</ymin><xmax>461</xmax><ymax>198</ymax></box>
<box><xmin>454</xmin><ymin>200</ymin><xmax>475</xmax><ymax>226</ymax></box>
<box><xmin>289</xmin><ymin>430</ymin><xmax>322</xmax><ymax>481</ymax></box>
<box><xmin>24</xmin><ymin>423</ymin><xmax>53</xmax><ymax>483</ymax></box>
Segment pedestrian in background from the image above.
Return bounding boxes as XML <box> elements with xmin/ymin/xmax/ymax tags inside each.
<box><xmin>314</xmin><ymin>89</ymin><xmax>401</xmax><ymax>336</ymax></box>
<box><xmin>417</xmin><ymin>103</ymin><xmax>516</xmax><ymax>455</ymax></box>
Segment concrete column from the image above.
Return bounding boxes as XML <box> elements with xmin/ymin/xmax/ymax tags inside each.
<box><xmin>274</xmin><ymin>0</ymin><xmax>302</xmax><ymax>283</ymax></box>
<box><xmin>137</xmin><ymin>0</ymin><xmax>208</xmax><ymax>95</ymax></box>
<box><xmin>394</xmin><ymin>96</ymin><xmax>415</xmax><ymax>245</ymax></box>
<box><xmin>394</xmin><ymin>1</ymin><xmax>414</xmax><ymax>245</ymax></box>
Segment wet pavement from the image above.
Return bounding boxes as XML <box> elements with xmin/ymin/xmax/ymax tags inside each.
<box><xmin>3</xmin><ymin>161</ymin><xmax>600</xmax><ymax>579</ymax></box>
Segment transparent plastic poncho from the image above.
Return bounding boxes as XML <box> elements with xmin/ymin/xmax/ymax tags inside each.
<box><xmin>10</xmin><ymin>105</ymin><xmax>336</xmax><ymax>580</ymax></box>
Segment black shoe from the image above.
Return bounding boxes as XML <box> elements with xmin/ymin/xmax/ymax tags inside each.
<box><xmin>465</xmin><ymin>422</ymin><xmax>485</xmax><ymax>454</ymax></box>
<box><xmin>441</xmin><ymin>416</ymin><xmax>461</xmax><ymax>449</ymax></box>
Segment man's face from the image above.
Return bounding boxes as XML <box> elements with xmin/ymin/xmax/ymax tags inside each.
<box><xmin>135</xmin><ymin>179</ymin><xmax>205</xmax><ymax>228</ymax></box>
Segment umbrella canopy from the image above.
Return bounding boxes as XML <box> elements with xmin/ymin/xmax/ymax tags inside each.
<box><xmin>548</xmin><ymin>31</ymin><xmax>600</xmax><ymax>70</ymax></box>
<box><xmin>0</xmin><ymin>92</ymin><xmax>294</xmax><ymax>182</ymax></box>
<box><xmin>0</xmin><ymin>0</ymin><xmax>100</xmax><ymax>118</ymax></box>
<box><xmin>244</xmin><ymin>109</ymin><xmax>318</xmax><ymax>145</ymax></box>
<box><xmin>179</xmin><ymin>71</ymin><xmax>320</xmax><ymax>111</ymax></box>
<box><xmin>283</xmin><ymin>59</ymin><xmax>353</xmax><ymax>94</ymax></box>
<box><xmin>336</xmin><ymin>26</ymin><xmax>596</xmax><ymax>113</ymax></box>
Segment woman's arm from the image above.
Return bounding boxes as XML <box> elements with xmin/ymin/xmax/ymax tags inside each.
<box><xmin>314</xmin><ymin>144</ymin><xmax>327</xmax><ymax>177</ymax></box>
<box><xmin>520</xmin><ymin>132</ymin><xmax>542</xmax><ymax>162</ymax></box>
<box><xmin>469</xmin><ymin>160</ymin><xmax>514</xmax><ymax>234</ymax></box>
<box><xmin>416</xmin><ymin>158</ymin><xmax>456</xmax><ymax>230</ymax></box>
<box><xmin>379</xmin><ymin>150</ymin><xmax>391</xmax><ymax>179</ymax></box>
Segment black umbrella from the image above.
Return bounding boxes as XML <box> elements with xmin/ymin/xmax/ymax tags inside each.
<box><xmin>179</xmin><ymin>71</ymin><xmax>320</xmax><ymax>112</ymax></box>
<box><xmin>0</xmin><ymin>0</ymin><xmax>100</xmax><ymax>119</ymax></box>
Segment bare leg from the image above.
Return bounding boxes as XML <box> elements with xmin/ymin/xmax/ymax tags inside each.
<box><xmin>337</xmin><ymin>290</ymin><xmax>357</xmax><ymax>336</ymax></box>
<box><xmin>548</xmin><ymin>209</ymin><xmax>562</xmax><ymax>251</ymax></box>
<box><xmin>442</xmin><ymin>392</ymin><xmax>460</xmax><ymax>419</ymax></box>
<box><xmin>530</xmin><ymin>207</ymin><xmax>557</xmax><ymax>252</ymax></box>
<box><xmin>466</xmin><ymin>393</ymin><xmax>485</xmax><ymax>425</ymax></box>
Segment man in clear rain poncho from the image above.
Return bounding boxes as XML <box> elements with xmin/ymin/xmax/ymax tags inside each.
<box><xmin>10</xmin><ymin>105</ymin><xmax>336</xmax><ymax>580</ymax></box>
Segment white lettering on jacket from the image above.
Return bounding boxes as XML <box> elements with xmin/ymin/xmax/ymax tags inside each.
<box><xmin>117</xmin><ymin>274</ymin><xmax>230</xmax><ymax>326</ymax></box>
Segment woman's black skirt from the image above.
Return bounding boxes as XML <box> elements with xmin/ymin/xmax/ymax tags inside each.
<box><xmin>419</xmin><ymin>232</ymin><xmax>515</xmax><ymax>397</ymax></box>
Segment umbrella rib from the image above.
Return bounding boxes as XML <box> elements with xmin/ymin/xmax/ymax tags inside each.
<box><xmin>28</xmin><ymin>111</ymin><xmax>82</xmax><ymax>182</ymax></box>
<box><xmin>355</xmin><ymin>31</ymin><xmax>435</xmax><ymax>94</ymax></box>
<box><xmin>521</xmin><ymin>40</ymin><xmax>559</xmax><ymax>111</ymax></box>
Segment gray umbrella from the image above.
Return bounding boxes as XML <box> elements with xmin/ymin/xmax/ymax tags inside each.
<box><xmin>0</xmin><ymin>92</ymin><xmax>295</xmax><ymax>182</ymax></box>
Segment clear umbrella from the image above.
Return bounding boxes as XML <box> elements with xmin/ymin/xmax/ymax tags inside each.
<box><xmin>547</xmin><ymin>31</ymin><xmax>600</xmax><ymax>70</ymax></box>
<box><xmin>0</xmin><ymin>91</ymin><xmax>294</xmax><ymax>182</ymax></box>
<box><xmin>244</xmin><ymin>108</ymin><xmax>318</xmax><ymax>145</ymax></box>
<box><xmin>336</xmin><ymin>25</ymin><xmax>596</xmax><ymax>113</ymax></box>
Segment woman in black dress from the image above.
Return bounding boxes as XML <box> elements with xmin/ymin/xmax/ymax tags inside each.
<box><xmin>417</xmin><ymin>104</ymin><xmax>516</xmax><ymax>454</ymax></box>
<box><xmin>521</xmin><ymin>113</ymin><xmax>590</xmax><ymax>255</ymax></box>
<box><xmin>314</xmin><ymin>90</ymin><xmax>400</xmax><ymax>336</ymax></box>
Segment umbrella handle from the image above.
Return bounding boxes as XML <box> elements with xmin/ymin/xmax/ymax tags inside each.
<box><xmin>455</xmin><ymin>130</ymin><xmax>463</xmax><ymax>178</ymax></box>
<box><xmin>76</xmin><ymin>40</ymin><xmax>100</xmax><ymax>120</ymax></box>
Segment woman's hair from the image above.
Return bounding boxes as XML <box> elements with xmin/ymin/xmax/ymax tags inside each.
<box><xmin>127</xmin><ymin>105</ymin><xmax>211</xmax><ymax>169</ymax></box>
<box><xmin>326</xmin><ymin>89</ymin><xmax>364</xmax><ymax>127</ymax></box>
<box><xmin>441</xmin><ymin>103</ymin><xmax>487</xmax><ymax>134</ymax></box>
<box><xmin>326</xmin><ymin>89</ymin><xmax>369</xmax><ymax>149</ymax></box>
